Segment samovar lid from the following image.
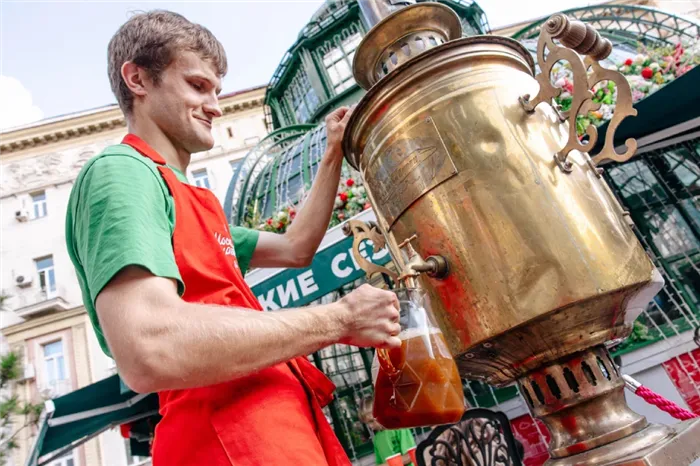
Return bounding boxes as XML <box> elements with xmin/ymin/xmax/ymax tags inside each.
<box><xmin>352</xmin><ymin>2</ymin><xmax>462</xmax><ymax>90</ymax></box>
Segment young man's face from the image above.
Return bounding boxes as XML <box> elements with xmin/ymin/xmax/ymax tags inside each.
<box><xmin>144</xmin><ymin>50</ymin><xmax>223</xmax><ymax>155</ymax></box>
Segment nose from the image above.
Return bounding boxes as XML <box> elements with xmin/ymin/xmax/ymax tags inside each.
<box><xmin>203</xmin><ymin>97</ymin><xmax>223</xmax><ymax>119</ymax></box>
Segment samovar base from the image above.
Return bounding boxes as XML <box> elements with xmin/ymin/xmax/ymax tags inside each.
<box><xmin>544</xmin><ymin>420</ymin><xmax>700</xmax><ymax>465</ymax></box>
<box><xmin>517</xmin><ymin>345</ymin><xmax>700</xmax><ymax>465</ymax></box>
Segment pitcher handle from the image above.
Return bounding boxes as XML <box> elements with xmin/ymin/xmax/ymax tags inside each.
<box><xmin>377</xmin><ymin>348</ymin><xmax>401</xmax><ymax>379</ymax></box>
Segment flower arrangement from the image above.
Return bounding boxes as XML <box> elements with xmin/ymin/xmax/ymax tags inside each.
<box><xmin>252</xmin><ymin>176</ymin><xmax>371</xmax><ymax>234</ymax></box>
<box><xmin>552</xmin><ymin>40</ymin><xmax>698</xmax><ymax>136</ymax></box>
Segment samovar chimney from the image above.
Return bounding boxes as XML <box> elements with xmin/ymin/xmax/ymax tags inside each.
<box><xmin>343</xmin><ymin>2</ymin><xmax>700</xmax><ymax>465</ymax></box>
<box><xmin>357</xmin><ymin>0</ymin><xmax>415</xmax><ymax>28</ymax></box>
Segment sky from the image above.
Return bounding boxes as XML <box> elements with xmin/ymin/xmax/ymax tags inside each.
<box><xmin>0</xmin><ymin>0</ymin><xmax>602</xmax><ymax>130</ymax></box>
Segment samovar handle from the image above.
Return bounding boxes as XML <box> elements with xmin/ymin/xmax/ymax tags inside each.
<box><xmin>520</xmin><ymin>14</ymin><xmax>638</xmax><ymax>173</ymax></box>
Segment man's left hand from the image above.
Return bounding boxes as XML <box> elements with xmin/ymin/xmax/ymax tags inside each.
<box><xmin>325</xmin><ymin>106</ymin><xmax>353</xmax><ymax>163</ymax></box>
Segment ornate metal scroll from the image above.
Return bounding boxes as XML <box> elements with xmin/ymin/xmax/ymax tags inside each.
<box><xmin>520</xmin><ymin>14</ymin><xmax>638</xmax><ymax>173</ymax></box>
<box><xmin>342</xmin><ymin>219</ymin><xmax>398</xmax><ymax>284</ymax></box>
<box><xmin>416</xmin><ymin>409</ymin><xmax>523</xmax><ymax>466</ymax></box>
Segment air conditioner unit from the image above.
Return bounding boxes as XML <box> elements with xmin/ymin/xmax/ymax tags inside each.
<box><xmin>15</xmin><ymin>210</ymin><xmax>30</xmax><ymax>222</ymax></box>
<box><xmin>20</xmin><ymin>363</ymin><xmax>36</xmax><ymax>381</ymax></box>
<box><xmin>15</xmin><ymin>274</ymin><xmax>33</xmax><ymax>288</ymax></box>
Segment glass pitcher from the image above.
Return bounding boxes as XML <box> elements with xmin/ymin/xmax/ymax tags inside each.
<box><xmin>372</xmin><ymin>288</ymin><xmax>466</xmax><ymax>429</ymax></box>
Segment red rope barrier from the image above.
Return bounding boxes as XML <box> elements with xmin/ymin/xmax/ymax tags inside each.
<box><xmin>624</xmin><ymin>375</ymin><xmax>699</xmax><ymax>421</ymax></box>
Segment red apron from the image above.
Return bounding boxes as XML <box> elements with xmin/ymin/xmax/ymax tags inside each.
<box><xmin>123</xmin><ymin>134</ymin><xmax>351</xmax><ymax>466</ymax></box>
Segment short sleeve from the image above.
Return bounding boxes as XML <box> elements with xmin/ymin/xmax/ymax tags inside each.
<box><xmin>372</xmin><ymin>430</ymin><xmax>394</xmax><ymax>465</ymax></box>
<box><xmin>398</xmin><ymin>428</ymin><xmax>416</xmax><ymax>453</ymax></box>
<box><xmin>72</xmin><ymin>154</ymin><xmax>184</xmax><ymax>305</ymax></box>
<box><xmin>229</xmin><ymin>226</ymin><xmax>259</xmax><ymax>276</ymax></box>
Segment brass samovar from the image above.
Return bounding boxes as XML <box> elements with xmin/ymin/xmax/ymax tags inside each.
<box><xmin>342</xmin><ymin>1</ymin><xmax>700</xmax><ymax>464</ymax></box>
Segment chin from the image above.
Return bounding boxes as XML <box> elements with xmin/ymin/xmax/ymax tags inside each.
<box><xmin>189</xmin><ymin>135</ymin><xmax>215</xmax><ymax>153</ymax></box>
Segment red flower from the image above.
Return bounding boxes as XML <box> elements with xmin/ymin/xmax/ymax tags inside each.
<box><xmin>346</xmin><ymin>178</ymin><xmax>355</xmax><ymax>187</ymax></box>
<box><xmin>277</xmin><ymin>222</ymin><xmax>284</xmax><ymax>230</ymax></box>
<box><xmin>641</xmin><ymin>67</ymin><xmax>654</xmax><ymax>80</ymax></box>
<box><xmin>624</xmin><ymin>58</ymin><xmax>633</xmax><ymax>66</ymax></box>
<box><xmin>337</xmin><ymin>212</ymin><xmax>346</xmax><ymax>221</ymax></box>
<box><xmin>266</xmin><ymin>218</ymin><xmax>273</xmax><ymax>226</ymax></box>
<box><xmin>363</xmin><ymin>202</ymin><xmax>372</xmax><ymax>210</ymax></box>
<box><xmin>290</xmin><ymin>211</ymin><xmax>296</xmax><ymax>219</ymax></box>
<box><xmin>339</xmin><ymin>192</ymin><xmax>348</xmax><ymax>202</ymax></box>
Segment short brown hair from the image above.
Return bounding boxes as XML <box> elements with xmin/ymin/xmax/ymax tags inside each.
<box><xmin>108</xmin><ymin>10</ymin><xmax>227</xmax><ymax>114</ymax></box>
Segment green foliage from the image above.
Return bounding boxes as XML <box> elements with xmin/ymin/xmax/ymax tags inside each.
<box><xmin>0</xmin><ymin>294</ymin><xmax>45</xmax><ymax>462</ymax></box>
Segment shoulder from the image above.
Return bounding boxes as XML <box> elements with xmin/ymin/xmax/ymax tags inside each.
<box><xmin>79</xmin><ymin>144</ymin><xmax>163</xmax><ymax>183</ymax></box>
<box><xmin>71</xmin><ymin>144</ymin><xmax>170</xmax><ymax>202</ymax></box>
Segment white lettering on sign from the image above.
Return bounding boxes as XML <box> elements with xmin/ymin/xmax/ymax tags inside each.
<box><xmin>276</xmin><ymin>279</ymin><xmax>300</xmax><ymax>307</ymax></box>
<box><xmin>331</xmin><ymin>252</ymin><xmax>353</xmax><ymax>278</ymax></box>
<box><xmin>298</xmin><ymin>270</ymin><xmax>319</xmax><ymax>296</ymax></box>
<box><xmin>257</xmin><ymin>289</ymin><xmax>280</xmax><ymax>311</ymax></box>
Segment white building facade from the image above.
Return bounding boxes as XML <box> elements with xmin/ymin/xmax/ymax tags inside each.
<box><xmin>0</xmin><ymin>85</ymin><xmax>267</xmax><ymax>466</ymax></box>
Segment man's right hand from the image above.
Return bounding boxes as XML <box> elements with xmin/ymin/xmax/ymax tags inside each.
<box><xmin>334</xmin><ymin>284</ymin><xmax>402</xmax><ymax>349</ymax></box>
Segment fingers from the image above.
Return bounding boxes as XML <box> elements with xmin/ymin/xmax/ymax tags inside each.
<box><xmin>340</xmin><ymin>106</ymin><xmax>353</xmax><ymax>124</ymax></box>
<box><xmin>379</xmin><ymin>336</ymin><xmax>402</xmax><ymax>349</ymax></box>
<box><xmin>326</xmin><ymin>106</ymin><xmax>350</xmax><ymax>124</ymax></box>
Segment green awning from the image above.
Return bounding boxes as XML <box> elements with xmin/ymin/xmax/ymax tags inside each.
<box><xmin>26</xmin><ymin>375</ymin><xmax>158</xmax><ymax>466</ymax></box>
<box><xmin>592</xmin><ymin>66</ymin><xmax>700</xmax><ymax>155</ymax></box>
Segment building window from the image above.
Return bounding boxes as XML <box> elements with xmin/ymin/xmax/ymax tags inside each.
<box><xmin>31</xmin><ymin>191</ymin><xmax>47</xmax><ymax>219</ymax></box>
<box><xmin>43</xmin><ymin>340</ymin><xmax>68</xmax><ymax>394</ymax></box>
<box><xmin>244</xmin><ymin>136</ymin><xmax>260</xmax><ymax>146</ymax></box>
<box><xmin>36</xmin><ymin>256</ymin><xmax>56</xmax><ymax>295</ymax></box>
<box><xmin>282</xmin><ymin>67</ymin><xmax>320</xmax><ymax>124</ymax></box>
<box><xmin>321</xmin><ymin>32</ymin><xmax>361</xmax><ymax>94</ymax></box>
<box><xmin>49</xmin><ymin>452</ymin><xmax>74</xmax><ymax>466</ymax></box>
<box><xmin>226</xmin><ymin>127</ymin><xmax>234</xmax><ymax>138</ymax></box>
<box><xmin>192</xmin><ymin>169</ymin><xmax>211</xmax><ymax>189</ymax></box>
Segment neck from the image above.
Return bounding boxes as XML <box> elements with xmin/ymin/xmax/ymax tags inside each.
<box><xmin>127</xmin><ymin>112</ymin><xmax>190</xmax><ymax>172</ymax></box>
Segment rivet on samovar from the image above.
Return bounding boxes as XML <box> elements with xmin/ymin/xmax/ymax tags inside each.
<box><xmin>342</xmin><ymin>1</ymin><xmax>700</xmax><ymax>464</ymax></box>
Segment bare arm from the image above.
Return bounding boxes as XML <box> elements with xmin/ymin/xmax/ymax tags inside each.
<box><xmin>249</xmin><ymin>106</ymin><xmax>351</xmax><ymax>268</ymax></box>
<box><xmin>96</xmin><ymin>266</ymin><xmax>400</xmax><ymax>393</ymax></box>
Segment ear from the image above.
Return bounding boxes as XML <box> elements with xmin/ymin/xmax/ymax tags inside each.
<box><xmin>121</xmin><ymin>61</ymin><xmax>150</xmax><ymax>98</ymax></box>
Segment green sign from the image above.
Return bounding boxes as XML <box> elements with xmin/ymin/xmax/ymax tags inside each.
<box><xmin>252</xmin><ymin>236</ymin><xmax>391</xmax><ymax>310</ymax></box>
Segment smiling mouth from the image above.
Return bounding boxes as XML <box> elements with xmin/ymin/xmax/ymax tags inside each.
<box><xmin>195</xmin><ymin>117</ymin><xmax>212</xmax><ymax>128</ymax></box>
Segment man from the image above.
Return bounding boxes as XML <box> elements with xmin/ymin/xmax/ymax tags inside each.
<box><xmin>360</xmin><ymin>397</ymin><xmax>418</xmax><ymax>466</ymax></box>
<box><xmin>66</xmin><ymin>10</ymin><xmax>402</xmax><ymax>466</ymax></box>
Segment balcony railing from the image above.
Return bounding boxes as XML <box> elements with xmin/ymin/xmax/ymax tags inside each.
<box><xmin>12</xmin><ymin>286</ymin><xmax>70</xmax><ymax>319</ymax></box>
<box><xmin>40</xmin><ymin>379</ymin><xmax>72</xmax><ymax>399</ymax></box>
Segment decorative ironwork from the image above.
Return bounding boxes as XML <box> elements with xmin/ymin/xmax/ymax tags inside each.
<box><xmin>223</xmin><ymin>124</ymin><xmax>314</xmax><ymax>225</ymax></box>
<box><xmin>313</xmin><ymin>20</ymin><xmax>364</xmax><ymax>95</ymax></box>
<box><xmin>416</xmin><ymin>409</ymin><xmax>523</xmax><ymax>466</ymax></box>
<box><xmin>283</xmin><ymin>67</ymin><xmax>321</xmax><ymax>124</ymax></box>
<box><xmin>604</xmin><ymin>136</ymin><xmax>700</xmax><ymax>355</ymax></box>
<box><xmin>513</xmin><ymin>5</ymin><xmax>700</xmax><ymax>47</ymax></box>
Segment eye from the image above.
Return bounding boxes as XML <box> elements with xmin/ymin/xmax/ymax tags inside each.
<box><xmin>190</xmin><ymin>81</ymin><xmax>203</xmax><ymax>91</ymax></box>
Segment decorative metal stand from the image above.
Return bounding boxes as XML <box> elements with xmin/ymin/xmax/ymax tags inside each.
<box><xmin>416</xmin><ymin>409</ymin><xmax>523</xmax><ymax>466</ymax></box>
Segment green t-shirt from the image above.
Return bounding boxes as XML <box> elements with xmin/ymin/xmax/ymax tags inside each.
<box><xmin>373</xmin><ymin>429</ymin><xmax>416</xmax><ymax>465</ymax></box>
<box><xmin>66</xmin><ymin>144</ymin><xmax>259</xmax><ymax>357</ymax></box>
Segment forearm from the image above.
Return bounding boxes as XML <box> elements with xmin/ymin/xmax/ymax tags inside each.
<box><xmin>285</xmin><ymin>152</ymin><xmax>343</xmax><ymax>259</ymax></box>
<box><xmin>123</xmin><ymin>302</ymin><xmax>342</xmax><ymax>392</ymax></box>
